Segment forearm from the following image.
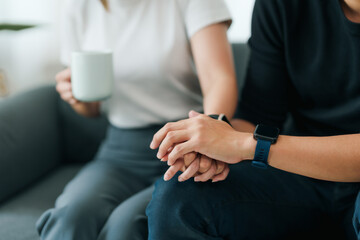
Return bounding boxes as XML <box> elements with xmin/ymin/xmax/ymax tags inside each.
<box><xmin>203</xmin><ymin>79</ymin><xmax>237</xmax><ymax>118</ymax></box>
<box><xmin>191</xmin><ymin>23</ymin><xmax>237</xmax><ymax>119</ymax></box>
<box><xmin>71</xmin><ymin>102</ymin><xmax>101</xmax><ymax>118</ymax></box>
<box><xmin>244</xmin><ymin>133</ymin><xmax>360</xmax><ymax>182</ymax></box>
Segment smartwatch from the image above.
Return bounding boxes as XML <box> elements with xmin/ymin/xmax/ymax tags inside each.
<box><xmin>208</xmin><ymin>114</ymin><xmax>231</xmax><ymax>126</ymax></box>
<box><xmin>252</xmin><ymin>124</ymin><xmax>280</xmax><ymax>169</ymax></box>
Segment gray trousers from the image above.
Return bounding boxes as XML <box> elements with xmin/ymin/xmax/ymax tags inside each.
<box><xmin>36</xmin><ymin>124</ymin><xmax>167</xmax><ymax>240</ymax></box>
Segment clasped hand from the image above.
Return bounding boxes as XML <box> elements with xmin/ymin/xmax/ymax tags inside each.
<box><xmin>150</xmin><ymin>111</ymin><xmax>251</xmax><ymax>183</ymax></box>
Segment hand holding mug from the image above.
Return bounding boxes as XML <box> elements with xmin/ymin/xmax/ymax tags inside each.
<box><xmin>55</xmin><ymin>68</ymin><xmax>78</xmax><ymax>105</ymax></box>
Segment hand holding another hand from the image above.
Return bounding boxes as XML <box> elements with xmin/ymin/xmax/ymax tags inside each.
<box><xmin>162</xmin><ymin>151</ymin><xmax>230</xmax><ymax>183</ymax></box>
<box><xmin>151</xmin><ymin>111</ymin><xmax>254</xmax><ymax>165</ymax></box>
<box><xmin>151</xmin><ymin>111</ymin><xmax>255</xmax><ymax>183</ymax></box>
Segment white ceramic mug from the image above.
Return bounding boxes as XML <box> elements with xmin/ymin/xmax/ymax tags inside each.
<box><xmin>71</xmin><ymin>51</ymin><xmax>114</xmax><ymax>102</ymax></box>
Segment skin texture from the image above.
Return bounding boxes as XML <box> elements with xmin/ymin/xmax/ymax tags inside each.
<box><xmin>342</xmin><ymin>0</ymin><xmax>360</xmax><ymax>22</ymax></box>
<box><xmin>151</xmin><ymin>111</ymin><xmax>360</xmax><ymax>182</ymax></box>
<box><xmin>55</xmin><ymin>22</ymin><xmax>237</xmax><ymax>182</ymax></box>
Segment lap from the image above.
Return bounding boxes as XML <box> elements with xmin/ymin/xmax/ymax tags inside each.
<box><xmin>154</xmin><ymin>161</ymin><xmax>331</xmax><ymax>207</ymax></box>
<box><xmin>150</xmin><ymin>161</ymin><xmax>359</xmax><ymax>239</ymax></box>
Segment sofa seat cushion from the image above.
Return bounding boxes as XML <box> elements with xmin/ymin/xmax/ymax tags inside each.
<box><xmin>0</xmin><ymin>165</ymin><xmax>82</xmax><ymax>240</ymax></box>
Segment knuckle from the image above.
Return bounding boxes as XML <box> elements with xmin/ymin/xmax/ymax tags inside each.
<box><xmin>164</xmin><ymin>122</ymin><xmax>173</xmax><ymax>131</ymax></box>
<box><xmin>152</xmin><ymin>134</ymin><xmax>160</xmax><ymax>143</ymax></box>
<box><xmin>183</xmin><ymin>154</ymin><xmax>192</xmax><ymax>165</ymax></box>
<box><xmin>195</xmin><ymin>135</ymin><xmax>205</xmax><ymax>146</ymax></box>
<box><xmin>174</xmin><ymin>144</ymin><xmax>183</xmax><ymax>153</ymax></box>
<box><xmin>55</xmin><ymin>73</ymin><xmax>62</xmax><ymax>82</ymax></box>
<box><xmin>194</xmin><ymin>118</ymin><xmax>203</xmax><ymax>127</ymax></box>
<box><xmin>183</xmin><ymin>152</ymin><xmax>191</xmax><ymax>160</ymax></box>
<box><xmin>200</xmin><ymin>159</ymin><xmax>211</xmax><ymax>170</ymax></box>
<box><xmin>193</xmin><ymin>133</ymin><xmax>202</xmax><ymax>142</ymax></box>
<box><xmin>167</xmin><ymin>131</ymin><xmax>176</xmax><ymax>140</ymax></box>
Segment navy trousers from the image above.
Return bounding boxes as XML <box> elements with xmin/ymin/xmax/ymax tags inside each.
<box><xmin>36</xmin><ymin>124</ymin><xmax>167</xmax><ymax>240</ymax></box>
<box><xmin>147</xmin><ymin>161</ymin><xmax>360</xmax><ymax>240</ymax></box>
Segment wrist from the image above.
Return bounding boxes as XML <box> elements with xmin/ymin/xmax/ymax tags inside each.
<box><xmin>243</xmin><ymin>132</ymin><xmax>257</xmax><ymax>160</ymax></box>
<box><xmin>73</xmin><ymin>102</ymin><xmax>101</xmax><ymax>117</ymax></box>
<box><xmin>234</xmin><ymin>132</ymin><xmax>257</xmax><ymax>163</ymax></box>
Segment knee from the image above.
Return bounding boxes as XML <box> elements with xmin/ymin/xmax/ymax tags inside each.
<box><xmin>37</xmin><ymin>201</ymin><xmax>103</xmax><ymax>239</ymax></box>
<box><xmin>36</xmin><ymin>206</ymin><xmax>75</xmax><ymax>239</ymax></box>
<box><xmin>146</xmin><ymin>177</ymin><xmax>216</xmax><ymax>239</ymax></box>
<box><xmin>147</xmin><ymin>176</ymin><xmax>189</xmax><ymax>213</ymax></box>
<box><xmin>146</xmin><ymin>176</ymin><xmax>207</xmax><ymax>223</ymax></box>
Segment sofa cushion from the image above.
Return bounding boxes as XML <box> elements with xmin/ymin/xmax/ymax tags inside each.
<box><xmin>0</xmin><ymin>86</ymin><xmax>62</xmax><ymax>203</ymax></box>
<box><xmin>0</xmin><ymin>165</ymin><xmax>82</xmax><ymax>240</ymax></box>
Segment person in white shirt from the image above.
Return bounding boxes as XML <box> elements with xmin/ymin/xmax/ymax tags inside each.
<box><xmin>35</xmin><ymin>0</ymin><xmax>237</xmax><ymax>239</ymax></box>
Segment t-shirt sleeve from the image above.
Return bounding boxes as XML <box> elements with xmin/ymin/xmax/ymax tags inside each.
<box><xmin>235</xmin><ymin>0</ymin><xmax>291</xmax><ymax>129</ymax></box>
<box><xmin>184</xmin><ymin>0</ymin><xmax>232</xmax><ymax>38</ymax></box>
<box><xmin>60</xmin><ymin>0</ymin><xmax>82</xmax><ymax>66</ymax></box>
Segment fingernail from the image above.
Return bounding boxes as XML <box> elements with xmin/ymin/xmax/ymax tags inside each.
<box><xmin>194</xmin><ymin>177</ymin><xmax>199</xmax><ymax>182</ymax></box>
<box><xmin>150</xmin><ymin>142</ymin><xmax>155</xmax><ymax>149</ymax></box>
<box><xmin>156</xmin><ymin>153</ymin><xmax>162</xmax><ymax>159</ymax></box>
<box><xmin>167</xmin><ymin>161</ymin><xmax>172</xmax><ymax>166</ymax></box>
<box><xmin>160</xmin><ymin>158</ymin><xmax>165</xmax><ymax>162</ymax></box>
<box><xmin>164</xmin><ymin>175</ymin><xmax>169</xmax><ymax>181</ymax></box>
<box><xmin>178</xmin><ymin>177</ymin><xmax>184</xmax><ymax>182</ymax></box>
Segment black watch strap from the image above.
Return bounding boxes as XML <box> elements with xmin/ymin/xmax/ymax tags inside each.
<box><xmin>208</xmin><ymin>114</ymin><xmax>231</xmax><ymax>126</ymax></box>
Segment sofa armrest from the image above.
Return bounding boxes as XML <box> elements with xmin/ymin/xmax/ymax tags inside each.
<box><xmin>0</xmin><ymin>85</ymin><xmax>62</xmax><ymax>203</ymax></box>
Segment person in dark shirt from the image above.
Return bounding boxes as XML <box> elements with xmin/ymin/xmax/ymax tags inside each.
<box><xmin>146</xmin><ymin>0</ymin><xmax>360</xmax><ymax>239</ymax></box>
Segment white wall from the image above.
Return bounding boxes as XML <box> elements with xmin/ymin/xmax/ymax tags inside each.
<box><xmin>0</xmin><ymin>0</ymin><xmax>63</xmax><ymax>94</ymax></box>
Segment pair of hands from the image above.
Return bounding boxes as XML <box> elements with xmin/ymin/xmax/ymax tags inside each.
<box><xmin>158</xmin><ymin>111</ymin><xmax>230</xmax><ymax>183</ymax></box>
<box><xmin>151</xmin><ymin>111</ymin><xmax>254</xmax><ymax>183</ymax></box>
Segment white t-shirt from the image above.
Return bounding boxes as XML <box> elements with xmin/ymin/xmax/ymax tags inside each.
<box><xmin>61</xmin><ymin>0</ymin><xmax>232</xmax><ymax>128</ymax></box>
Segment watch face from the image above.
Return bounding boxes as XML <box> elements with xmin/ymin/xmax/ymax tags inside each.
<box><xmin>254</xmin><ymin>124</ymin><xmax>280</xmax><ymax>143</ymax></box>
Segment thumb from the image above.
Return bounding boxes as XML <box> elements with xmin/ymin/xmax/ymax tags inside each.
<box><xmin>188</xmin><ymin>110</ymin><xmax>201</xmax><ymax>118</ymax></box>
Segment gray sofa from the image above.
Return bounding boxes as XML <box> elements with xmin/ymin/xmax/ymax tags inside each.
<box><xmin>0</xmin><ymin>44</ymin><xmax>250</xmax><ymax>239</ymax></box>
